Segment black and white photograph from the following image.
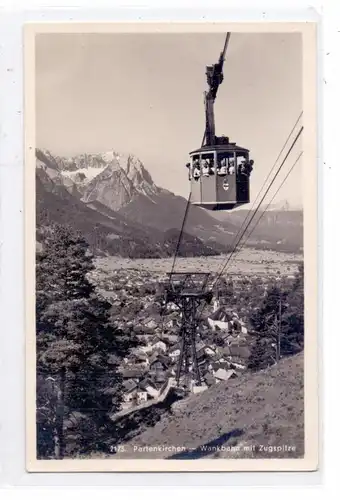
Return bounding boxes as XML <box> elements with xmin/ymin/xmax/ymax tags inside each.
<box><xmin>25</xmin><ymin>22</ymin><xmax>318</xmax><ymax>472</ymax></box>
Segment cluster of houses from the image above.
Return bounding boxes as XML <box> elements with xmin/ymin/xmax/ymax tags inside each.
<box><xmin>89</xmin><ymin>267</ymin><xmax>280</xmax><ymax>411</ymax></box>
<box><xmin>118</xmin><ymin>300</ymin><xmax>253</xmax><ymax>411</ymax></box>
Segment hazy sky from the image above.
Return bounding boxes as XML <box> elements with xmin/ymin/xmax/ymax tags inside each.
<box><xmin>36</xmin><ymin>32</ymin><xmax>302</xmax><ymax>206</ymax></box>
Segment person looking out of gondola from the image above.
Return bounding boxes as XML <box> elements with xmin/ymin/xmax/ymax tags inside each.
<box><xmin>193</xmin><ymin>167</ymin><xmax>201</xmax><ymax>180</ymax></box>
<box><xmin>247</xmin><ymin>159</ymin><xmax>254</xmax><ymax>176</ymax></box>
<box><xmin>218</xmin><ymin>157</ymin><xmax>227</xmax><ymax>175</ymax></box>
<box><xmin>193</xmin><ymin>158</ymin><xmax>200</xmax><ymax>170</ymax></box>
<box><xmin>193</xmin><ymin>159</ymin><xmax>201</xmax><ymax>180</ymax></box>
<box><xmin>202</xmin><ymin>159</ymin><xmax>210</xmax><ymax>177</ymax></box>
<box><xmin>208</xmin><ymin>158</ymin><xmax>215</xmax><ymax>175</ymax></box>
<box><xmin>239</xmin><ymin>159</ymin><xmax>253</xmax><ymax>177</ymax></box>
<box><xmin>186</xmin><ymin>162</ymin><xmax>192</xmax><ymax>180</ymax></box>
<box><xmin>228</xmin><ymin>159</ymin><xmax>235</xmax><ymax>175</ymax></box>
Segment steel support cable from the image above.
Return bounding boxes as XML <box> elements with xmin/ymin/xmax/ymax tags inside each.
<box><xmin>159</xmin><ymin>191</ymin><xmax>192</xmax><ymax>336</ymax></box>
<box><xmin>213</xmin><ymin>111</ymin><xmax>303</xmax><ymax>282</ymax></box>
<box><xmin>211</xmin><ymin>125</ymin><xmax>304</xmax><ymax>288</ymax></box>
<box><xmin>234</xmin><ymin>151</ymin><xmax>303</xmax><ymax>256</ymax></box>
<box><xmin>195</xmin><ymin>134</ymin><xmax>303</xmax><ymax>329</ymax></box>
<box><xmin>169</xmin><ymin>192</ymin><xmax>192</xmax><ymax>279</ymax></box>
<box><xmin>206</xmin><ymin>152</ymin><xmax>303</xmax><ymax>326</ymax></box>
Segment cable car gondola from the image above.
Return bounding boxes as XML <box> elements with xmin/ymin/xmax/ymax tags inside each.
<box><xmin>187</xmin><ymin>33</ymin><xmax>254</xmax><ymax>211</ymax></box>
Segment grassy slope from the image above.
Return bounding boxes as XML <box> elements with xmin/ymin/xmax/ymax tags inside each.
<box><xmin>119</xmin><ymin>353</ymin><xmax>304</xmax><ymax>459</ymax></box>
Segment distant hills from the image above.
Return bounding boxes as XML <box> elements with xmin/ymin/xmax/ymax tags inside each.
<box><xmin>35</xmin><ymin>148</ymin><xmax>303</xmax><ymax>258</ymax></box>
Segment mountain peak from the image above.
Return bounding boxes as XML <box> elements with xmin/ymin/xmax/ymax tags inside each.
<box><xmin>124</xmin><ymin>155</ymin><xmax>157</xmax><ymax>197</ymax></box>
<box><xmin>36</xmin><ymin>148</ymin><xmax>160</xmax><ymax>211</ymax></box>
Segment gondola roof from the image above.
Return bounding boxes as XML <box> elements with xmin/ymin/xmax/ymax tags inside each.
<box><xmin>189</xmin><ymin>142</ymin><xmax>249</xmax><ymax>155</ymax></box>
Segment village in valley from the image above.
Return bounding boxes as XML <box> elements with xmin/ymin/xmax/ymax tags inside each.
<box><xmin>89</xmin><ymin>251</ymin><xmax>302</xmax><ymax>415</ymax></box>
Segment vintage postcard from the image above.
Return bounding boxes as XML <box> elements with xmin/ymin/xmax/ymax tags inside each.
<box><xmin>25</xmin><ymin>21</ymin><xmax>318</xmax><ymax>472</ymax></box>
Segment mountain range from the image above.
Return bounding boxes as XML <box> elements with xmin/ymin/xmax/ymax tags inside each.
<box><xmin>35</xmin><ymin>148</ymin><xmax>303</xmax><ymax>258</ymax></box>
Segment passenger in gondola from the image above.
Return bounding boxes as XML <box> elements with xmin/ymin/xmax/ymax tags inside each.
<box><xmin>208</xmin><ymin>158</ymin><xmax>215</xmax><ymax>175</ymax></box>
<box><xmin>193</xmin><ymin>165</ymin><xmax>201</xmax><ymax>180</ymax></box>
<box><xmin>186</xmin><ymin>162</ymin><xmax>192</xmax><ymax>180</ymax></box>
<box><xmin>239</xmin><ymin>159</ymin><xmax>253</xmax><ymax>177</ymax></box>
<box><xmin>237</xmin><ymin>161</ymin><xmax>245</xmax><ymax>176</ymax></box>
<box><xmin>202</xmin><ymin>159</ymin><xmax>210</xmax><ymax>177</ymax></box>
<box><xmin>228</xmin><ymin>159</ymin><xmax>235</xmax><ymax>175</ymax></box>
<box><xmin>236</xmin><ymin>156</ymin><xmax>245</xmax><ymax>175</ymax></box>
<box><xmin>247</xmin><ymin>159</ymin><xmax>254</xmax><ymax>175</ymax></box>
<box><xmin>218</xmin><ymin>157</ymin><xmax>227</xmax><ymax>175</ymax></box>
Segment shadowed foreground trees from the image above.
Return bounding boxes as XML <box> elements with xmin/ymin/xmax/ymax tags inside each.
<box><xmin>36</xmin><ymin>224</ymin><xmax>134</xmax><ymax>458</ymax></box>
<box><xmin>248</xmin><ymin>264</ymin><xmax>304</xmax><ymax>371</ymax></box>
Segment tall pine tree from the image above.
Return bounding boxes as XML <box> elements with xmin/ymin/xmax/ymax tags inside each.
<box><xmin>248</xmin><ymin>264</ymin><xmax>304</xmax><ymax>371</ymax></box>
<box><xmin>281</xmin><ymin>263</ymin><xmax>304</xmax><ymax>355</ymax></box>
<box><xmin>248</xmin><ymin>285</ymin><xmax>288</xmax><ymax>371</ymax></box>
<box><xmin>36</xmin><ymin>224</ymin><xmax>132</xmax><ymax>458</ymax></box>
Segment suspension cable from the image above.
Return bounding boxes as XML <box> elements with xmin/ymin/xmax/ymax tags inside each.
<box><xmin>213</xmin><ymin>112</ymin><xmax>303</xmax><ymax>281</ymax></box>
<box><xmin>194</xmin><ymin>134</ymin><xmax>303</xmax><ymax>329</ymax></box>
<box><xmin>235</xmin><ymin>151</ymin><xmax>303</xmax><ymax>256</ymax></box>
<box><xmin>211</xmin><ymin>125</ymin><xmax>303</xmax><ymax>288</ymax></box>
<box><xmin>169</xmin><ymin>192</ymin><xmax>192</xmax><ymax>279</ymax></box>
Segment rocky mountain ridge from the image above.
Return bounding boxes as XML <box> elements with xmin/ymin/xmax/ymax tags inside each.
<box><xmin>36</xmin><ymin>147</ymin><xmax>303</xmax><ymax>256</ymax></box>
<box><xmin>35</xmin><ymin>148</ymin><xmax>224</xmax><ymax>258</ymax></box>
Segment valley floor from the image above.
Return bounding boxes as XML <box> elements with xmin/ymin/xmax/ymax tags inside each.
<box><xmin>96</xmin><ymin>248</ymin><xmax>303</xmax><ymax>277</ymax></box>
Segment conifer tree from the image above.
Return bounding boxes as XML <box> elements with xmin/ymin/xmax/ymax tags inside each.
<box><xmin>248</xmin><ymin>265</ymin><xmax>304</xmax><ymax>371</ymax></box>
<box><xmin>36</xmin><ymin>224</ymin><xmax>131</xmax><ymax>458</ymax></box>
<box><xmin>247</xmin><ymin>285</ymin><xmax>288</xmax><ymax>371</ymax></box>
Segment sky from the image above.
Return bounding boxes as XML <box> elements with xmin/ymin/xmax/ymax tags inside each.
<box><xmin>36</xmin><ymin>32</ymin><xmax>303</xmax><ymax>206</ymax></box>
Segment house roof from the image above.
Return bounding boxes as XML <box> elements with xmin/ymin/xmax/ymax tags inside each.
<box><xmin>221</xmin><ymin>346</ymin><xmax>231</xmax><ymax>356</ymax></box>
<box><xmin>154</xmin><ymin>370</ymin><xmax>166</xmax><ymax>380</ymax></box>
<box><xmin>135</xmin><ymin>351</ymin><xmax>148</xmax><ymax>361</ymax></box>
<box><xmin>121</xmin><ymin>367</ymin><xmax>147</xmax><ymax>379</ymax></box>
<box><xmin>150</xmin><ymin>373</ymin><xmax>167</xmax><ymax>386</ymax></box>
<box><xmin>122</xmin><ymin>379</ymin><xmax>137</xmax><ymax>392</ymax></box>
<box><xmin>161</xmin><ymin>335</ymin><xmax>179</xmax><ymax>345</ymax></box>
<box><xmin>136</xmin><ymin>387</ymin><xmax>148</xmax><ymax>394</ymax></box>
<box><xmin>169</xmin><ymin>343</ymin><xmax>181</xmax><ymax>353</ymax></box>
<box><xmin>214</xmin><ymin>368</ymin><xmax>238</xmax><ymax>381</ymax></box>
<box><xmin>138</xmin><ymin>378</ymin><xmax>157</xmax><ymax>390</ymax></box>
<box><xmin>204</xmin><ymin>373</ymin><xmax>216</xmax><ymax>386</ymax></box>
<box><xmin>197</xmin><ymin>350</ymin><xmax>208</xmax><ymax>360</ymax></box>
<box><xmin>212</xmin><ymin>360</ymin><xmax>230</xmax><ymax>371</ymax></box>
<box><xmin>148</xmin><ymin>352</ymin><xmax>160</xmax><ymax>366</ymax></box>
<box><xmin>157</xmin><ymin>353</ymin><xmax>170</xmax><ymax>366</ymax></box>
<box><xmin>150</xmin><ymin>355</ymin><xmax>170</xmax><ymax>369</ymax></box>
<box><xmin>107</xmin><ymin>354</ymin><xmax>121</xmax><ymax>365</ymax></box>
<box><xmin>101</xmin><ymin>386</ymin><xmax>120</xmax><ymax>396</ymax></box>
<box><xmin>196</xmin><ymin>341</ymin><xmax>206</xmax><ymax>351</ymax></box>
<box><xmin>229</xmin><ymin>345</ymin><xmax>251</xmax><ymax>359</ymax></box>
<box><xmin>151</xmin><ymin>336</ymin><xmax>164</xmax><ymax>345</ymax></box>
<box><xmin>209</xmin><ymin>307</ymin><xmax>233</xmax><ymax>322</ymax></box>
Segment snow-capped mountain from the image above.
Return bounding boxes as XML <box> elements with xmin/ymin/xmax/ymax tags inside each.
<box><xmin>80</xmin><ymin>152</ymin><xmax>159</xmax><ymax>211</ymax></box>
<box><xmin>35</xmin><ymin>147</ymin><xmax>303</xmax><ymax>254</ymax></box>
<box><xmin>40</xmin><ymin>149</ymin><xmax>160</xmax><ymax>209</ymax></box>
<box><xmin>36</xmin><ymin>148</ymin><xmax>77</xmax><ymax>196</ymax></box>
<box><xmin>35</xmin><ymin>148</ymin><xmax>227</xmax><ymax>258</ymax></box>
<box><xmin>60</xmin><ymin>151</ymin><xmax>120</xmax><ymax>189</ymax></box>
